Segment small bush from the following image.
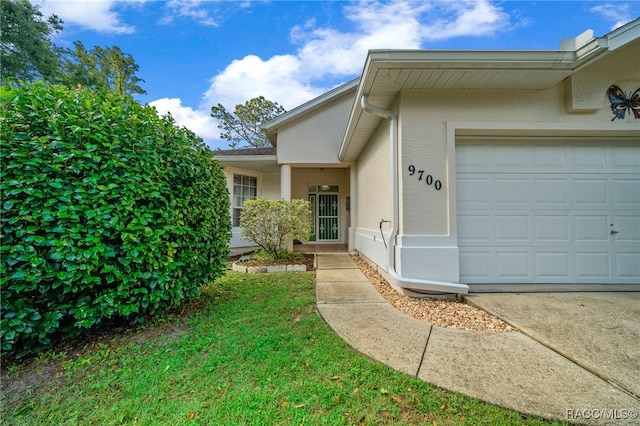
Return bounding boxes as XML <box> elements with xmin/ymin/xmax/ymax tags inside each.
<box><xmin>240</xmin><ymin>198</ymin><xmax>311</xmax><ymax>259</ymax></box>
<box><xmin>0</xmin><ymin>80</ymin><xmax>231</xmax><ymax>357</ymax></box>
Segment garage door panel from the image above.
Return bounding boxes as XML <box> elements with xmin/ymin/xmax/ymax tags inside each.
<box><xmin>613</xmin><ymin>179</ymin><xmax>640</xmax><ymax>206</ymax></box>
<box><xmin>495</xmin><ymin>145</ymin><xmax>528</xmax><ymax>168</ymax></box>
<box><xmin>457</xmin><ymin>144</ymin><xmax>491</xmax><ymax>170</ymax></box>
<box><xmin>534</xmin><ymin>215</ymin><xmax>569</xmax><ymax>241</ymax></box>
<box><xmin>576</xmin><ymin>253</ymin><xmax>610</xmax><ymax>278</ymax></box>
<box><xmin>496</xmin><ymin>252</ymin><xmax>530</xmax><ymax>278</ymax></box>
<box><xmin>616</xmin><ymin>253</ymin><xmax>640</xmax><ymax>278</ymax></box>
<box><xmin>458</xmin><ymin>214</ymin><xmax>492</xmax><ymax>242</ymax></box>
<box><xmin>611</xmin><ymin>144</ymin><xmax>640</xmax><ymax>168</ymax></box>
<box><xmin>495</xmin><ymin>178</ymin><xmax>529</xmax><ymax>204</ymax></box>
<box><xmin>495</xmin><ymin>215</ymin><xmax>529</xmax><ymax>241</ymax></box>
<box><xmin>457</xmin><ymin>140</ymin><xmax>640</xmax><ymax>285</ymax></box>
<box><xmin>574</xmin><ymin>179</ymin><xmax>608</xmax><ymax>205</ymax></box>
<box><xmin>459</xmin><ymin>251</ymin><xmax>492</xmax><ymax>278</ymax></box>
<box><xmin>575</xmin><ymin>215</ymin><xmax>609</xmax><ymax>241</ymax></box>
<box><xmin>614</xmin><ymin>215</ymin><xmax>640</xmax><ymax>241</ymax></box>
<box><xmin>574</xmin><ymin>145</ymin><xmax>607</xmax><ymax>169</ymax></box>
<box><xmin>457</xmin><ymin>178</ymin><xmax>490</xmax><ymax>205</ymax></box>
<box><xmin>532</xmin><ymin>144</ymin><xmax>568</xmax><ymax>168</ymax></box>
<box><xmin>534</xmin><ymin>179</ymin><xmax>570</xmax><ymax>205</ymax></box>
<box><xmin>536</xmin><ymin>252</ymin><xmax>570</xmax><ymax>278</ymax></box>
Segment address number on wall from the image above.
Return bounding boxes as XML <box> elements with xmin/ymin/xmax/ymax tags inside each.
<box><xmin>407</xmin><ymin>165</ymin><xmax>442</xmax><ymax>191</ymax></box>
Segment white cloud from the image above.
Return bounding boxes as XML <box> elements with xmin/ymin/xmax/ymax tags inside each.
<box><xmin>202</xmin><ymin>54</ymin><xmax>323</xmax><ymax>110</ymax></box>
<box><xmin>420</xmin><ymin>0</ymin><xmax>510</xmax><ymax>40</ymax></box>
<box><xmin>201</xmin><ymin>0</ymin><xmax>510</xmax><ymax>112</ymax></box>
<box><xmin>160</xmin><ymin>0</ymin><xmax>220</xmax><ymax>27</ymax></box>
<box><xmin>38</xmin><ymin>0</ymin><xmax>137</xmax><ymax>34</ymax></box>
<box><xmin>161</xmin><ymin>0</ymin><xmax>511</xmax><ymax>148</ymax></box>
<box><xmin>149</xmin><ymin>98</ymin><xmax>224</xmax><ymax>149</ymax></box>
<box><xmin>590</xmin><ymin>3</ymin><xmax>635</xmax><ymax>30</ymax></box>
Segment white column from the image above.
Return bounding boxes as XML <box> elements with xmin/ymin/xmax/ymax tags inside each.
<box><xmin>280</xmin><ymin>164</ymin><xmax>291</xmax><ymax>200</ymax></box>
<box><xmin>348</xmin><ymin>165</ymin><xmax>357</xmax><ymax>253</ymax></box>
<box><xmin>280</xmin><ymin>164</ymin><xmax>293</xmax><ymax>252</ymax></box>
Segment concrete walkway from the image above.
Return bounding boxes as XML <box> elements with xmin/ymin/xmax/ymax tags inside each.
<box><xmin>315</xmin><ymin>254</ymin><xmax>640</xmax><ymax>425</ymax></box>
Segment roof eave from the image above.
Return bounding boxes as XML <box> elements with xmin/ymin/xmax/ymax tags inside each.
<box><xmin>214</xmin><ymin>155</ymin><xmax>279</xmax><ymax>173</ymax></box>
<box><xmin>262</xmin><ymin>78</ymin><xmax>360</xmax><ymax>144</ymax></box>
<box><xmin>339</xmin><ymin>18</ymin><xmax>640</xmax><ymax>162</ymax></box>
<box><xmin>215</xmin><ymin>155</ymin><xmax>277</xmax><ymax>161</ymax></box>
<box><xmin>340</xmin><ymin>51</ymin><xmax>589</xmax><ymax>162</ymax></box>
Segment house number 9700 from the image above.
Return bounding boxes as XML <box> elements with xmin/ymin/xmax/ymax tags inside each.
<box><xmin>408</xmin><ymin>165</ymin><xmax>442</xmax><ymax>190</ymax></box>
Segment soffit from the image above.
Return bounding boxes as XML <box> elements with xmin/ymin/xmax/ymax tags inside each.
<box><xmin>340</xmin><ymin>18</ymin><xmax>640</xmax><ymax>162</ymax></box>
<box><xmin>215</xmin><ymin>155</ymin><xmax>280</xmax><ymax>173</ymax></box>
<box><xmin>340</xmin><ymin>51</ymin><xmax>587</xmax><ymax>162</ymax></box>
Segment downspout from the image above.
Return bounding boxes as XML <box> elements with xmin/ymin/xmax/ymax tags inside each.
<box><xmin>360</xmin><ymin>96</ymin><xmax>468</xmax><ymax>294</ymax></box>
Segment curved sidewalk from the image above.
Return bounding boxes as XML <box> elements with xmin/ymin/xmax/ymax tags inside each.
<box><xmin>315</xmin><ymin>254</ymin><xmax>640</xmax><ymax>425</ymax></box>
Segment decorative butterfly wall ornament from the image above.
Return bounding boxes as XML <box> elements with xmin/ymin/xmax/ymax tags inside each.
<box><xmin>607</xmin><ymin>85</ymin><xmax>640</xmax><ymax>121</ymax></box>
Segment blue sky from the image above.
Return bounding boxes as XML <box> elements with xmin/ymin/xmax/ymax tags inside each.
<box><xmin>39</xmin><ymin>0</ymin><xmax>639</xmax><ymax>149</ymax></box>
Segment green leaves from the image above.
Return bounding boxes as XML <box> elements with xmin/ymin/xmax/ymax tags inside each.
<box><xmin>59</xmin><ymin>41</ymin><xmax>146</xmax><ymax>96</ymax></box>
<box><xmin>0</xmin><ymin>0</ymin><xmax>63</xmax><ymax>83</ymax></box>
<box><xmin>1</xmin><ymin>80</ymin><xmax>230</xmax><ymax>357</ymax></box>
<box><xmin>210</xmin><ymin>96</ymin><xmax>285</xmax><ymax>148</ymax></box>
<box><xmin>240</xmin><ymin>199</ymin><xmax>312</xmax><ymax>258</ymax></box>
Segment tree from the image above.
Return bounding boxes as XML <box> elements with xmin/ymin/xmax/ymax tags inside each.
<box><xmin>60</xmin><ymin>41</ymin><xmax>146</xmax><ymax>95</ymax></box>
<box><xmin>240</xmin><ymin>198</ymin><xmax>312</xmax><ymax>258</ymax></box>
<box><xmin>0</xmin><ymin>0</ymin><xmax>63</xmax><ymax>82</ymax></box>
<box><xmin>1</xmin><ymin>80</ymin><xmax>229</xmax><ymax>356</ymax></box>
<box><xmin>211</xmin><ymin>96</ymin><xmax>285</xmax><ymax>148</ymax></box>
<box><xmin>0</xmin><ymin>1</ymin><xmax>146</xmax><ymax>96</ymax></box>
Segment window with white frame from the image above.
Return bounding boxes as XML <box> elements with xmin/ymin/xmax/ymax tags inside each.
<box><xmin>232</xmin><ymin>174</ymin><xmax>257</xmax><ymax>227</ymax></box>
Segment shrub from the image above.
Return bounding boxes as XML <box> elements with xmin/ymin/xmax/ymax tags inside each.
<box><xmin>0</xmin><ymin>80</ymin><xmax>231</xmax><ymax>357</ymax></box>
<box><xmin>240</xmin><ymin>198</ymin><xmax>311</xmax><ymax>258</ymax></box>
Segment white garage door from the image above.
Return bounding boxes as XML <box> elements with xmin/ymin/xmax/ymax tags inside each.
<box><xmin>456</xmin><ymin>139</ymin><xmax>640</xmax><ymax>285</ymax></box>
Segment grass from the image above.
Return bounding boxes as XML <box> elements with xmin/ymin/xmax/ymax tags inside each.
<box><xmin>2</xmin><ymin>271</ymin><xmax>567</xmax><ymax>425</ymax></box>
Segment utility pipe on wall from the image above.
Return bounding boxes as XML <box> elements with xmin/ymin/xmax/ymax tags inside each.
<box><xmin>360</xmin><ymin>95</ymin><xmax>468</xmax><ymax>294</ymax></box>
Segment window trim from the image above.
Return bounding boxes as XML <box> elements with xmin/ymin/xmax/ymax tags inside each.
<box><xmin>228</xmin><ymin>168</ymin><xmax>262</xmax><ymax>228</ymax></box>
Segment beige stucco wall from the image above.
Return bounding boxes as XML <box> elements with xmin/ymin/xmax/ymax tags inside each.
<box><xmin>567</xmin><ymin>41</ymin><xmax>640</xmax><ymax>112</ymax></box>
<box><xmin>356</xmin><ymin>123</ymin><xmax>392</xmax><ymax>230</ymax></box>
<box><xmin>399</xmin><ymin>42</ymin><xmax>640</xmax><ymax>238</ymax></box>
<box><xmin>349</xmin><ymin>42</ymin><xmax>640</xmax><ymax>283</ymax></box>
<box><xmin>224</xmin><ymin>166</ymin><xmax>281</xmax><ymax>252</ymax></box>
<box><xmin>290</xmin><ymin>167</ymin><xmax>350</xmax><ymax>243</ymax></box>
<box><xmin>276</xmin><ymin>93</ymin><xmax>354</xmax><ymax>165</ymax></box>
<box><xmin>262</xmin><ymin>172</ymin><xmax>281</xmax><ymax>200</ymax></box>
<box><xmin>223</xmin><ymin>167</ymin><xmax>281</xmax><ymax>201</ymax></box>
<box><xmin>353</xmin><ymin>121</ymin><xmax>394</xmax><ymax>266</ymax></box>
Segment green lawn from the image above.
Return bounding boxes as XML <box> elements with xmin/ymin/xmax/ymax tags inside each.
<box><xmin>2</xmin><ymin>271</ymin><xmax>567</xmax><ymax>425</ymax></box>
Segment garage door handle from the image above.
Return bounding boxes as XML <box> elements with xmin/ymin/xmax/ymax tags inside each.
<box><xmin>610</xmin><ymin>230</ymin><xmax>619</xmax><ymax>235</ymax></box>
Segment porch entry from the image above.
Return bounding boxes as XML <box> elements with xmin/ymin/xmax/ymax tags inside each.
<box><xmin>308</xmin><ymin>185</ymin><xmax>339</xmax><ymax>242</ymax></box>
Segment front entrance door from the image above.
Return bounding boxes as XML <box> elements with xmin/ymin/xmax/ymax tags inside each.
<box><xmin>309</xmin><ymin>185</ymin><xmax>339</xmax><ymax>241</ymax></box>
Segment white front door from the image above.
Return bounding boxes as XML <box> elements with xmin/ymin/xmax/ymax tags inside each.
<box><xmin>456</xmin><ymin>139</ymin><xmax>640</xmax><ymax>284</ymax></box>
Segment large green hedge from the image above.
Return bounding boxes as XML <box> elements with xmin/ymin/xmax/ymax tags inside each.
<box><xmin>1</xmin><ymin>80</ymin><xmax>231</xmax><ymax>357</ymax></box>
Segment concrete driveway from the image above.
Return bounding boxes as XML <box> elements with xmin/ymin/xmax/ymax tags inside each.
<box><xmin>465</xmin><ymin>292</ymin><xmax>640</xmax><ymax>399</ymax></box>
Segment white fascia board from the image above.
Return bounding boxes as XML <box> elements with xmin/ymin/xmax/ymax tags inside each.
<box><xmin>603</xmin><ymin>17</ymin><xmax>640</xmax><ymax>50</ymax></box>
<box><xmin>364</xmin><ymin>49</ymin><xmax>585</xmax><ymax>71</ymax></box>
<box><xmin>215</xmin><ymin>155</ymin><xmax>279</xmax><ymax>173</ymax></box>
<box><xmin>338</xmin><ymin>61</ymin><xmax>374</xmax><ymax>161</ymax></box>
<box><xmin>215</xmin><ymin>155</ymin><xmax>277</xmax><ymax>162</ymax></box>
